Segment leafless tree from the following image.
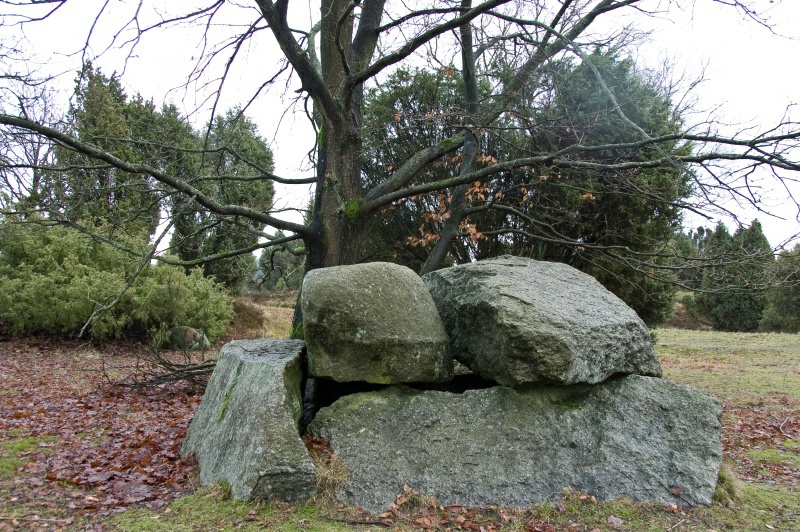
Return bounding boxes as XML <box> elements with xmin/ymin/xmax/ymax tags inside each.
<box><xmin>1</xmin><ymin>0</ymin><xmax>798</xmax><ymax>326</ymax></box>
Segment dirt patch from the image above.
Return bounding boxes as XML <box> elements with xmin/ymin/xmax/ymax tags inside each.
<box><xmin>218</xmin><ymin>291</ymin><xmax>297</xmax><ymax>343</ymax></box>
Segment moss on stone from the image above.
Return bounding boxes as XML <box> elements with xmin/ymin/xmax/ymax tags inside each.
<box><xmin>218</xmin><ymin>371</ymin><xmax>240</xmax><ymax>423</ymax></box>
<box><xmin>441</xmin><ymin>137</ymin><xmax>458</xmax><ymax>150</ymax></box>
<box><xmin>289</xmin><ymin>321</ymin><xmax>304</xmax><ymax>340</ymax></box>
<box><xmin>555</xmin><ymin>399</ymin><xmax>585</xmax><ymax>418</ymax></box>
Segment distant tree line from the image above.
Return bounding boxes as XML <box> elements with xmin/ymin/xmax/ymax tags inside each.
<box><xmin>672</xmin><ymin>220</ymin><xmax>800</xmax><ymax>333</ymax></box>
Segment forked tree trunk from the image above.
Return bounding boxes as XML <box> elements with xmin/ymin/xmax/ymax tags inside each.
<box><xmin>291</xmin><ymin>0</ymin><xmax>368</xmax><ymax>335</ymax></box>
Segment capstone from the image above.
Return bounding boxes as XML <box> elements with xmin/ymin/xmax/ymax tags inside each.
<box><xmin>301</xmin><ymin>262</ymin><xmax>452</xmax><ymax>384</ymax></box>
<box><xmin>423</xmin><ymin>255</ymin><xmax>662</xmax><ymax>386</ymax></box>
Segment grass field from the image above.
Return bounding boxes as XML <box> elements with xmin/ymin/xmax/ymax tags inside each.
<box><xmin>656</xmin><ymin>329</ymin><xmax>800</xmax><ymax>409</ymax></box>
<box><xmin>1</xmin><ymin>295</ymin><xmax>798</xmax><ymax>530</ymax></box>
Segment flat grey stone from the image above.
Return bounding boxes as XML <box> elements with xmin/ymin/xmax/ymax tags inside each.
<box><xmin>181</xmin><ymin>339</ymin><xmax>315</xmax><ymax>501</ymax></box>
<box><xmin>309</xmin><ymin>375</ymin><xmax>722</xmax><ymax>514</ymax></box>
<box><xmin>302</xmin><ymin>262</ymin><xmax>452</xmax><ymax>383</ymax></box>
<box><xmin>423</xmin><ymin>256</ymin><xmax>662</xmax><ymax>386</ymax></box>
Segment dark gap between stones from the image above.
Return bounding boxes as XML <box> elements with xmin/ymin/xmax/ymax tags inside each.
<box><xmin>299</xmin><ymin>362</ymin><xmax>498</xmax><ymax>433</ymax></box>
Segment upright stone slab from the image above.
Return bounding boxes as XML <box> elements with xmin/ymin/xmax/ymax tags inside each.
<box><xmin>181</xmin><ymin>339</ymin><xmax>315</xmax><ymax>501</ymax></box>
<box><xmin>423</xmin><ymin>255</ymin><xmax>661</xmax><ymax>386</ymax></box>
<box><xmin>309</xmin><ymin>376</ymin><xmax>722</xmax><ymax>514</ymax></box>
<box><xmin>301</xmin><ymin>262</ymin><xmax>453</xmax><ymax>384</ymax></box>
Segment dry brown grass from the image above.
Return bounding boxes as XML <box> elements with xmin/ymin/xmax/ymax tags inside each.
<box><xmin>661</xmin><ymin>293</ymin><xmax>711</xmax><ymax>330</ymax></box>
<box><xmin>656</xmin><ymin>328</ymin><xmax>800</xmax><ymax>408</ymax></box>
<box><xmin>218</xmin><ymin>291</ymin><xmax>297</xmax><ymax>343</ymax></box>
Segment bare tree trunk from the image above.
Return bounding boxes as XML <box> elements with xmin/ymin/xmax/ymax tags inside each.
<box><xmin>318</xmin><ymin>126</ymin><xmax>366</xmax><ymax>267</ymax></box>
<box><xmin>421</xmin><ymin>0</ymin><xmax>480</xmax><ymax>275</ymax></box>
<box><xmin>291</xmin><ymin>0</ymin><xmax>368</xmax><ymax>335</ymax></box>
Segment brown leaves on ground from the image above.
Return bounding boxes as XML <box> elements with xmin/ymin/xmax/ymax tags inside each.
<box><xmin>2</xmin><ymin>332</ymin><xmax>799</xmax><ymax>530</ymax></box>
<box><xmin>367</xmin><ymin>484</ymin><xmax>587</xmax><ymax>532</ymax></box>
<box><xmin>721</xmin><ymin>397</ymin><xmax>800</xmax><ymax>484</ymax></box>
<box><xmin>0</xmin><ymin>336</ymin><xmax>201</xmax><ymax>525</ymax></box>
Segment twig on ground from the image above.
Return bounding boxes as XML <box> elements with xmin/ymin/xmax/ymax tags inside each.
<box><xmin>668</xmin><ymin>519</ymin><xmax>686</xmax><ymax>530</ymax></box>
<box><xmin>321</xmin><ymin>516</ymin><xmax>391</xmax><ymax>527</ymax></box>
<box><xmin>104</xmin><ymin>343</ymin><xmax>216</xmax><ymax>388</ymax></box>
<box><xmin>0</xmin><ymin>516</ymin><xmax>72</xmax><ymax>523</ymax></box>
<box><xmin>779</xmin><ymin>416</ymin><xmax>795</xmax><ymax>439</ymax></box>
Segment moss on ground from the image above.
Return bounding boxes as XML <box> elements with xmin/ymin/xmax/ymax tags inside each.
<box><xmin>110</xmin><ymin>487</ymin><xmax>358</xmax><ymax>531</ymax></box>
<box><xmin>0</xmin><ymin>435</ymin><xmax>57</xmax><ymax>480</ymax></box>
<box><xmin>522</xmin><ymin>482</ymin><xmax>799</xmax><ymax>531</ymax></box>
<box><xmin>783</xmin><ymin>439</ymin><xmax>800</xmax><ymax>450</ymax></box>
<box><xmin>747</xmin><ymin>448</ymin><xmax>800</xmax><ymax>467</ymax></box>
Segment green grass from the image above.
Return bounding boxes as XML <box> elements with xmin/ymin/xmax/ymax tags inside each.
<box><xmin>784</xmin><ymin>439</ymin><xmax>800</xmax><ymax>450</ymax></box>
<box><xmin>747</xmin><ymin>448</ymin><xmax>800</xmax><ymax>467</ymax></box>
<box><xmin>0</xmin><ymin>435</ymin><xmax>57</xmax><ymax>479</ymax></box>
<box><xmin>107</xmin><ymin>483</ymin><xmax>800</xmax><ymax>531</ymax></box>
<box><xmin>526</xmin><ymin>484</ymin><xmax>799</xmax><ymax>531</ymax></box>
<box><xmin>4</xmin><ymin>327</ymin><xmax>799</xmax><ymax>531</ymax></box>
<box><xmin>654</xmin><ymin>328</ymin><xmax>800</xmax><ymax>407</ymax></box>
<box><xmin>110</xmin><ymin>486</ymin><xmax>362</xmax><ymax>531</ymax></box>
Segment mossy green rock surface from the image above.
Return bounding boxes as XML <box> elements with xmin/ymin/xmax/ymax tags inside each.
<box><xmin>423</xmin><ymin>255</ymin><xmax>662</xmax><ymax>386</ymax></box>
<box><xmin>181</xmin><ymin>339</ymin><xmax>315</xmax><ymax>501</ymax></box>
<box><xmin>309</xmin><ymin>375</ymin><xmax>722</xmax><ymax>513</ymax></box>
<box><xmin>301</xmin><ymin>262</ymin><xmax>452</xmax><ymax>383</ymax></box>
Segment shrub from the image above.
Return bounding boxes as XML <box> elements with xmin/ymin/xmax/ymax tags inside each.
<box><xmin>126</xmin><ymin>263</ymin><xmax>233</xmax><ymax>343</ymax></box>
<box><xmin>0</xmin><ymin>221</ymin><xmax>232</xmax><ymax>341</ymax></box>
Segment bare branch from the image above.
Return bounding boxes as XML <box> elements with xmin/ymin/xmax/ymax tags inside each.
<box><xmin>346</xmin><ymin>0</ymin><xmax>511</xmax><ymax>90</ymax></box>
<box><xmin>0</xmin><ymin>113</ymin><xmax>309</xmax><ymax>235</ymax></box>
<box><xmin>256</xmin><ymin>0</ymin><xmax>345</xmax><ymax>129</ymax></box>
<box><xmin>363</xmin><ymin>128</ymin><xmax>800</xmax><ymax>212</ymax></box>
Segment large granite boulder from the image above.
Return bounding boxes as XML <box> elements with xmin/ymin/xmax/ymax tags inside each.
<box><xmin>181</xmin><ymin>339</ymin><xmax>315</xmax><ymax>501</ymax></box>
<box><xmin>309</xmin><ymin>376</ymin><xmax>722</xmax><ymax>514</ymax></box>
<box><xmin>301</xmin><ymin>262</ymin><xmax>452</xmax><ymax>384</ymax></box>
<box><xmin>423</xmin><ymin>256</ymin><xmax>661</xmax><ymax>386</ymax></box>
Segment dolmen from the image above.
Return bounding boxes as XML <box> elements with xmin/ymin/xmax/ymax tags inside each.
<box><xmin>182</xmin><ymin>256</ymin><xmax>722</xmax><ymax>514</ymax></box>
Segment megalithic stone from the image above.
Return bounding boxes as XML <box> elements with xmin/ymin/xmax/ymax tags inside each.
<box><xmin>310</xmin><ymin>376</ymin><xmax>722</xmax><ymax>514</ymax></box>
<box><xmin>423</xmin><ymin>255</ymin><xmax>662</xmax><ymax>386</ymax></box>
<box><xmin>301</xmin><ymin>262</ymin><xmax>453</xmax><ymax>384</ymax></box>
<box><xmin>181</xmin><ymin>339</ymin><xmax>316</xmax><ymax>501</ymax></box>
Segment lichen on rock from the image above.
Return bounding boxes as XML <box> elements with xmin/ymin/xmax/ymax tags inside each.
<box><xmin>301</xmin><ymin>262</ymin><xmax>453</xmax><ymax>384</ymax></box>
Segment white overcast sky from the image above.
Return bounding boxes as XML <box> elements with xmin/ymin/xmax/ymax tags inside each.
<box><xmin>7</xmin><ymin>0</ymin><xmax>800</xmax><ymax>248</ymax></box>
